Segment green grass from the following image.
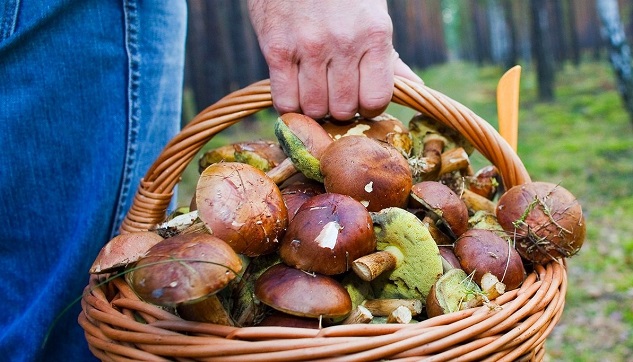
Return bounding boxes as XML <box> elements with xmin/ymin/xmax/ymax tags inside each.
<box><xmin>178</xmin><ymin>60</ymin><xmax>633</xmax><ymax>361</ymax></box>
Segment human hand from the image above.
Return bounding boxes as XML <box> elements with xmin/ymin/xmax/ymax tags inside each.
<box><xmin>248</xmin><ymin>0</ymin><xmax>423</xmax><ymax>121</ymax></box>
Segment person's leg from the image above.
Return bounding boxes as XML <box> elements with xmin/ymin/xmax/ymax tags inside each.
<box><xmin>0</xmin><ymin>1</ymin><xmax>186</xmax><ymax>360</ymax></box>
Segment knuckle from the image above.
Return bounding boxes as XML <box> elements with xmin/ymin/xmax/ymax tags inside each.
<box><xmin>300</xmin><ymin>37</ymin><xmax>327</xmax><ymax>59</ymax></box>
<box><xmin>262</xmin><ymin>41</ymin><xmax>295</xmax><ymax>66</ymax></box>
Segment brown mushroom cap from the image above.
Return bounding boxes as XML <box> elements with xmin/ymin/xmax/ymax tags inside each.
<box><xmin>126</xmin><ymin>233</ymin><xmax>243</xmax><ymax>307</ymax></box>
<box><xmin>254</xmin><ymin>263</ymin><xmax>352</xmax><ymax>319</ymax></box>
<box><xmin>278</xmin><ymin>113</ymin><xmax>333</xmax><ymax>160</ymax></box>
<box><xmin>410</xmin><ymin>181</ymin><xmax>469</xmax><ymax>238</ymax></box>
<box><xmin>496</xmin><ymin>181</ymin><xmax>586</xmax><ymax>264</ymax></box>
<box><xmin>321</xmin><ymin>113</ymin><xmax>407</xmax><ymax>141</ymax></box>
<box><xmin>90</xmin><ymin>231</ymin><xmax>164</xmax><ymax>274</ymax></box>
<box><xmin>279</xmin><ymin>192</ymin><xmax>376</xmax><ymax>275</ymax></box>
<box><xmin>196</xmin><ymin>162</ymin><xmax>288</xmax><ymax>257</ymax></box>
<box><xmin>280</xmin><ymin>179</ymin><xmax>325</xmax><ymax>222</ymax></box>
<box><xmin>320</xmin><ymin>135</ymin><xmax>413</xmax><ymax>212</ymax></box>
<box><xmin>320</xmin><ymin>113</ymin><xmax>412</xmax><ymax>155</ymax></box>
<box><xmin>234</xmin><ymin>141</ymin><xmax>288</xmax><ymax>170</ymax></box>
<box><xmin>438</xmin><ymin>245</ymin><xmax>462</xmax><ymax>272</ymax></box>
<box><xmin>454</xmin><ymin>228</ymin><xmax>526</xmax><ymax>291</ymax></box>
<box><xmin>198</xmin><ymin>140</ymin><xmax>286</xmax><ymax>174</ymax></box>
<box><xmin>258</xmin><ymin>310</ymin><xmax>321</xmax><ymax>329</ymax></box>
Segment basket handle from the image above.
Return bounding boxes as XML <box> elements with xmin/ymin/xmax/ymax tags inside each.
<box><xmin>120</xmin><ymin>77</ymin><xmax>530</xmax><ymax>233</ymax></box>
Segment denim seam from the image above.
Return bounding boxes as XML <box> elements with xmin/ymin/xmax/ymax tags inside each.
<box><xmin>0</xmin><ymin>0</ymin><xmax>20</xmax><ymax>41</ymax></box>
<box><xmin>111</xmin><ymin>0</ymin><xmax>140</xmax><ymax>238</ymax></box>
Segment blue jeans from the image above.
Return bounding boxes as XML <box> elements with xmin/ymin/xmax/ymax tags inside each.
<box><xmin>0</xmin><ymin>1</ymin><xmax>186</xmax><ymax>361</ymax></box>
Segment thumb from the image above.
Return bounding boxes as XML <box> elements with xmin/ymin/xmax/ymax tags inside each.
<box><xmin>394</xmin><ymin>57</ymin><xmax>424</xmax><ymax>85</ymax></box>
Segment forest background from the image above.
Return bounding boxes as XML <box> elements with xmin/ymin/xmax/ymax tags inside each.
<box><xmin>178</xmin><ymin>1</ymin><xmax>633</xmax><ymax>361</ymax></box>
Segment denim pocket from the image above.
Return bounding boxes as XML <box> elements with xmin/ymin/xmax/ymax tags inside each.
<box><xmin>0</xmin><ymin>0</ymin><xmax>19</xmax><ymax>42</ymax></box>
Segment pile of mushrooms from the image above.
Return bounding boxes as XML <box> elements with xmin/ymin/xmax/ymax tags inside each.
<box><xmin>90</xmin><ymin>111</ymin><xmax>586</xmax><ymax>327</ymax></box>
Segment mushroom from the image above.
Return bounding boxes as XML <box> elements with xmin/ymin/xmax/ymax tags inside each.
<box><xmin>460</xmin><ymin>188</ymin><xmax>498</xmax><ymax>214</ymax></box>
<box><xmin>386</xmin><ymin>305</ymin><xmax>413</xmax><ymax>324</ymax></box>
<box><xmin>258</xmin><ymin>310</ymin><xmax>321</xmax><ymax>329</ymax></box>
<box><xmin>90</xmin><ymin>231</ymin><xmax>164</xmax><ymax>274</ymax></box>
<box><xmin>319</xmin><ymin>135</ymin><xmax>413</xmax><ymax>212</ymax></box>
<box><xmin>153</xmin><ymin>209</ymin><xmax>203</xmax><ymax>239</ymax></box>
<box><xmin>410</xmin><ymin>181</ymin><xmax>470</xmax><ymax>238</ymax></box>
<box><xmin>420</xmin><ymin>215</ymin><xmax>454</xmax><ymax>246</ymax></box>
<box><xmin>362</xmin><ymin>298</ymin><xmax>423</xmax><ymax>317</ymax></box>
<box><xmin>425</xmin><ymin>268</ymin><xmax>482</xmax><ymax>318</ymax></box>
<box><xmin>453</xmin><ymin>228</ymin><xmax>526</xmax><ymax>291</ymax></box>
<box><xmin>341</xmin><ymin>305</ymin><xmax>374</xmax><ymax>324</ymax></box>
<box><xmin>467</xmin><ymin>165</ymin><xmax>502</xmax><ymax>200</ymax></box>
<box><xmin>320</xmin><ymin>113</ymin><xmax>412</xmax><ymax>156</ymax></box>
<box><xmin>468</xmin><ymin>210</ymin><xmax>504</xmax><ymax>231</ymax></box>
<box><xmin>280</xmin><ymin>179</ymin><xmax>325</xmax><ymax>222</ymax></box>
<box><xmin>196</xmin><ymin>162</ymin><xmax>288</xmax><ymax>257</ymax></box>
<box><xmin>279</xmin><ymin>192</ymin><xmax>376</xmax><ymax>275</ymax></box>
<box><xmin>230</xmin><ymin>253</ymin><xmax>281</xmax><ymax>327</ymax></box>
<box><xmin>126</xmin><ymin>233</ymin><xmax>243</xmax><ymax>324</ymax></box>
<box><xmin>274</xmin><ymin>112</ymin><xmax>333</xmax><ymax>182</ymax></box>
<box><xmin>408</xmin><ymin>113</ymin><xmax>477</xmax><ymax>185</ymax></box>
<box><xmin>438</xmin><ymin>147</ymin><xmax>471</xmax><ymax>177</ymax></box>
<box><xmin>361</xmin><ymin>207</ymin><xmax>443</xmax><ymax>300</ymax></box>
<box><xmin>438</xmin><ymin>245</ymin><xmax>462</xmax><ymax>273</ymax></box>
<box><xmin>407</xmin><ymin>132</ymin><xmax>446</xmax><ymax>181</ymax></box>
<box><xmin>408</xmin><ymin>113</ymin><xmax>475</xmax><ymax>156</ymax></box>
<box><xmin>254</xmin><ymin>263</ymin><xmax>352</xmax><ymax>320</ymax></box>
<box><xmin>496</xmin><ymin>181</ymin><xmax>586</xmax><ymax>264</ymax></box>
<box><xmin>197</xmin><ymin>144</ymin><xmax>236</xmax><ymax>173</ymax></box>
<box><xmin>340</xmin><ymin>271</ymin><xmax>375</xmax><ymax>311</ymax></box>
<box><xmin>233</xmin><ymin>141</ymin><xmax>288</xmax><ymax>171</ymax></box>
<box><xmin>198</xmin><ymin>140</ymin><xmax>286</xmax><ymax>174</ymax></box>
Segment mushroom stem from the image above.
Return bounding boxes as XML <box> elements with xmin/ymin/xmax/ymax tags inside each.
<box><xmin>341</xmin><ymin>305</ymin><xmax>374</xmax><ymax>324</ymax></box>
<box><xmin>265</xmin><ymin>157</ymin><xmax>299</xmax><ymax>185</ymax></box>
<box><xmin>362</xmin><ymin>298</ymin><xmax>423</xmax><ymax>317</ymax></box>
<box><xmin>422</xmin><ymin>134</ymin><xmax>446</xmax><ymax>176</ymax></box>
<box><xmin>462</xmin><ymin>273</ymin><xmax>506</xmax><ymax>309</ymax></box>
<box><xmin>386</xmin><ymin>305</ymin><xmax>413</xmax><ymax>324</ymax></box>
<box><xmin>439</xmin><ymin>147</ymin><xmax>470</xmax><ymax>177</ymax></box>
<box><xmin>468</xmin><ymin>165</ymin><xmax>501</xmax><ymax>199</ymax></box>
<box><xmin>410</xmin><ymin>133</ymin><xmax>446</xmax><ymax>181</ymax></box>
<box><xmin>351</xmin><ymin>246</ymin><xmax>403</xmax><ymax>281</ymax></box>
<box><xmin>461</xmin><ymin>189</ymin><xmax>497</xmax><ymax>214</ymax></box>
<box><xmin>177</xmin><ymin>295</ymin><xmax>235</xmax><ymax>326</ymax></box>
<box><xmin>152</xmin><ymin>210</ymin><xmax>201</xmax><ymax>238</ymax></box>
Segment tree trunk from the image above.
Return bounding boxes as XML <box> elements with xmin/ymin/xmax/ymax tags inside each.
<box><xmin>548</xmin><ymin>0</ymin><xmax>566</xmax><ymax>65</ymax></box>
<box><xmin>530</xmin><ymin>0</ymin><xmax>556</xmax><ymax>101</ymax></box>
<box><xmin>502</xmin><ymin>0</ymin><xmax>520</xmax><ymax>69</ymax></box>
<box><xmin>596</xmin><ymin>0</ymin><xmax>633</xmax><ymax>125</ymax></box>
<box><xmin>472</xmin><ymin>0</ymin><xmax>492</xmax><ymax>65</ymax></box>
<box><xmin>488</xmin><ymin>0</ymin><xmax>509</xmax><ymax>65</ymax></box>
<box><xmin>564</xmin><ymin>0</ymin><xmax>581</xmax><ymax>66</ymax></box>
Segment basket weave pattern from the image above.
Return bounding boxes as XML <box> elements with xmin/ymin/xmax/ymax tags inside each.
<box><xmin>80</xmin><ymin>77</ymin><xmax>567</xmax><ymax>361</ymax></box>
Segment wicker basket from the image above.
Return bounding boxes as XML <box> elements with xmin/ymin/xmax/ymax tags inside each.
<box><xmin>79</xmin><ymin>77</ymin><xmax>567</xmax><ymax>361</ymax></box>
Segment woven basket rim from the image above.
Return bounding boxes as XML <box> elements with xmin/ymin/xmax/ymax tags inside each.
<box><xmin>81</xmin><ymin>77</ymin><xmax>566</xmax><ymax>362</ymax></box>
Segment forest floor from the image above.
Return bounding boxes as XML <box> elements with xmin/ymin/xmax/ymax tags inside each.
<box><xmin>178</xmin><ymin>60</ymin><xmax>633</xmax><ymax>362</ymax></box>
